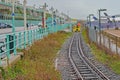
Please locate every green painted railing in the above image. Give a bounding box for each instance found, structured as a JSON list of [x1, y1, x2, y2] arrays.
[[0, 23, 73, 65]]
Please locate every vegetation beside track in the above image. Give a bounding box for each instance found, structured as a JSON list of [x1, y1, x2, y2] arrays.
[[1, 31, 72, 80], [82, 28, 120, 74]]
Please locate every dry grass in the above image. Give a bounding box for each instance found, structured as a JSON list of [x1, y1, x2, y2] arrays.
[[3, 31, 72, 80], [82, 28, 120, 74]]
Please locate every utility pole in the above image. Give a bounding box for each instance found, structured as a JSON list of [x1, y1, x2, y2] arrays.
[[23, 0, 27, 31]]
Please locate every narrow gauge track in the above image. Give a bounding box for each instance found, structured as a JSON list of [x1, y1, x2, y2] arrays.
[[68, 33, 110, 80]]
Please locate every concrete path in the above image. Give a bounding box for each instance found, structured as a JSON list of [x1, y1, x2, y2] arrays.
[[0, 26, 38, 35], [104, 29, 120, 37]]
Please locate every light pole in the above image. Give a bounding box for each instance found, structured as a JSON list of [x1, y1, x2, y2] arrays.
[[104, 12, 111, 29], [98, 9, 107, 45], [12, 0, 16, 55], [50, 7, 54, 27], [42, 3, 48, 28], [87, 16, 89, 27], [112, 16, 117, 29], [89, 14, 94, 27], [12, 0, 15, 33], [55, 9, 58, 25], [23, 0, 27, 31]]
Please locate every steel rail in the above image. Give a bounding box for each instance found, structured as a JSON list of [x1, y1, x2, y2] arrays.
[[78, 33, 110, 80], [68, 34, 83, 80]]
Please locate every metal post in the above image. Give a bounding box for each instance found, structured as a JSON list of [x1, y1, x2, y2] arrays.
[[50, 7, 54, 26], [50, 7, 54, 32], [98, 9, 107, 45], [12, 0, 17, 55], [12, 0, 15, 33], [24, 31, 26, 48], [44, 10, 46, 28], [42, 3, 48, 28], [6, 35, 10, 59], [87, 16, 89, 27], [23, 0, 28, 46], [19, 32, 21, 48], [52, 13, 53, 27], [98, 10, 101, 45], [53, 11, 56, 32], [23, 0, 27, 31], [89, 16, 91, 27], [89, 14, 94, 27], [116, 37, 118, 54]]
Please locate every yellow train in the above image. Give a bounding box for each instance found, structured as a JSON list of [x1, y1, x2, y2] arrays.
[[72, 23, 81, 32]]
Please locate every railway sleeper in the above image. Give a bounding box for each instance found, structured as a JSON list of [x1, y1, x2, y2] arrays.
[[83, 77, 99, 80], [82, 73, 97, 76], [72, 77, 81, 80], [80, 71, 92, 74], [77, 65, 88, 67], [79, 68, 91, 71], [69, 70, 76, 74], [78, 67, 90, 70]]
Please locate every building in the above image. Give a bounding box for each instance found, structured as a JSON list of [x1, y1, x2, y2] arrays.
[[0, 0, 20, 4]]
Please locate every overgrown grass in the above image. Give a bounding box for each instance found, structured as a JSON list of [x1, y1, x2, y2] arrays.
[[82, 28, 120, 74], [2, 31, 72, 80]]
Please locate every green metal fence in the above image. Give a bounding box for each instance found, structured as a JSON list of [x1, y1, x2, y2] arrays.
[[0, 23, 72, 65]]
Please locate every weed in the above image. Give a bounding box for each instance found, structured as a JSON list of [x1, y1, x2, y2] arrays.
[[4, 31, 72, 79], [82, 28, 120, 74], [16, 49, 24, 52], [0, 67, 5, 79]]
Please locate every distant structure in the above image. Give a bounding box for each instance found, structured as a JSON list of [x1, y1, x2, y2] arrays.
[[0, 0, 20, 5]]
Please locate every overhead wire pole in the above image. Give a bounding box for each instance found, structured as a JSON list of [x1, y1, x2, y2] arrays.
[[98, 9, 107, 45]]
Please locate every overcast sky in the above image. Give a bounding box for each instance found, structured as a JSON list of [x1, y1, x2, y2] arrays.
[[19, 0, 120, 20]]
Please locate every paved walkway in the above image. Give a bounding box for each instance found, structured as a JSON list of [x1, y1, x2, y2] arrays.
[[0, 26, 38, 35], [104, 29, 120, 37]]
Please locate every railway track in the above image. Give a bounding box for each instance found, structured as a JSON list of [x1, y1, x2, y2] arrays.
[[68, 33, 110, 80]]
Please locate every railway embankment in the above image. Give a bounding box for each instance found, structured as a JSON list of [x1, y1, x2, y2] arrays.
[[82, 28, 120, 74], [0, 31, 72, 80]]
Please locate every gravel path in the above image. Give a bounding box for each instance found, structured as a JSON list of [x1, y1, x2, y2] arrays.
[[57, 37, 73, 80]]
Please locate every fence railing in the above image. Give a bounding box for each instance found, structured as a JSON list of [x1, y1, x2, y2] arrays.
[[87, 26, 120, 55], [0, 23, 72, 64]]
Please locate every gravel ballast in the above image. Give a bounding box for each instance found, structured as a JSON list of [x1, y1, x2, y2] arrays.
[[57, 33, 120, 80]]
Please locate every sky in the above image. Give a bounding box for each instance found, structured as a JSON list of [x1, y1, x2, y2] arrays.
[[19, 0, 120, 20]]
